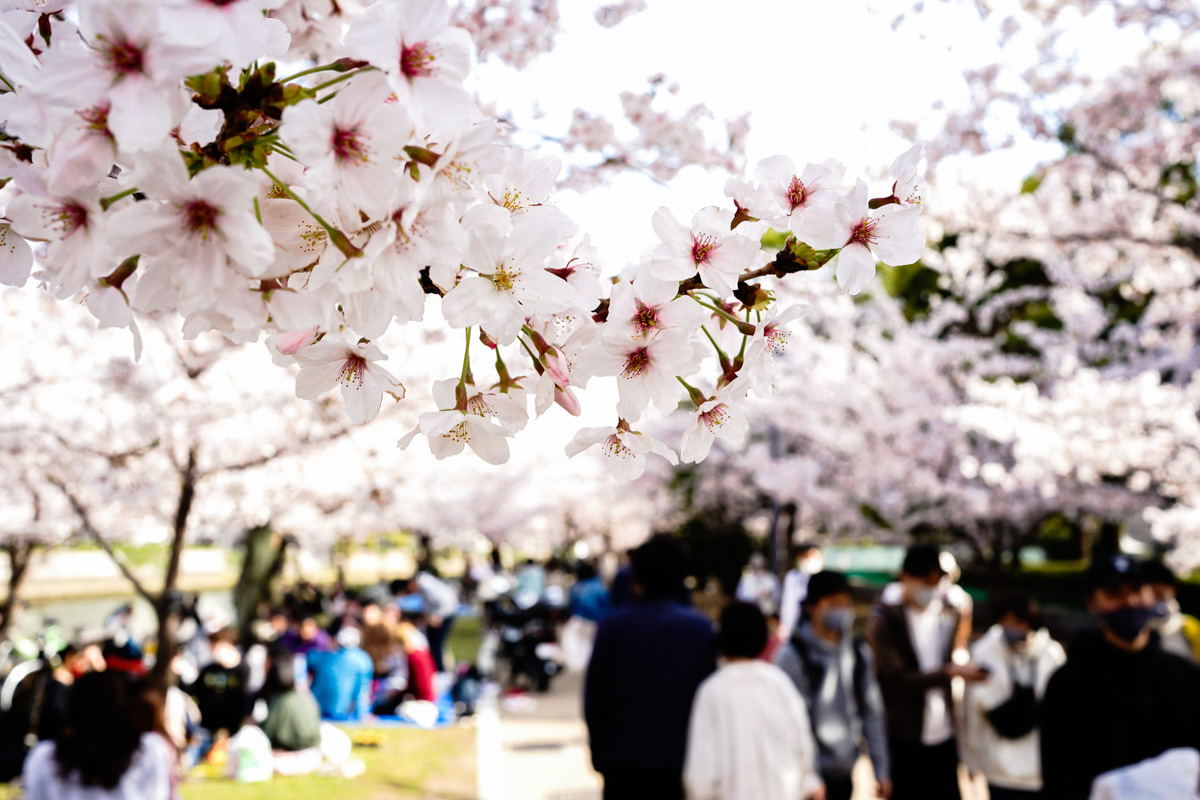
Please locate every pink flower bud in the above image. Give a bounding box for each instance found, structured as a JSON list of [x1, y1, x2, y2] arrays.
[[276, 326, 318, 355], [543, 349, 572, 387], [554, 386, 582, 416]]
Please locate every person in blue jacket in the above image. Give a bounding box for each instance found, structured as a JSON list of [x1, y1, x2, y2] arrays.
[[570, 561, 612, 623], [584, 534, 717, 800], [307, 626, 375, 721]]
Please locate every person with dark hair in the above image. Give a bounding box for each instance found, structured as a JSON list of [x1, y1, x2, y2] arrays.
[[775, 571, 890, 800], [585, 534, 716, 800], [684, 602, 820, 800], [962, 592, 1065, 799], [867, 544, 988, 800], [260, 648, 322, 753], [1143, 559, 1200, 663], [23, 671, 174, 799], [278, 616, 331, 657], [1040, 555, 1200, 800], [571, 561, 612, 624], [186, 626, 251, 740]]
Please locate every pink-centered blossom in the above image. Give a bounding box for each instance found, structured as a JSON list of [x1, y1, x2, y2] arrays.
[[565, 424, 678, 481], [650, 206, 759, 298], [805, 180, 925, 295], [344, 0, 477, 129], [754, 155, 845, 244], [680, 383, 749, 463], [582, 328, 698, 421], [293, 338, 404, 425]]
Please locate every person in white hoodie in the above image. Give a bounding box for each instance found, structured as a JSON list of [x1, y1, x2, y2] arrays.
[[963, 592, 1066, 800], [684, 601, 823, 800]]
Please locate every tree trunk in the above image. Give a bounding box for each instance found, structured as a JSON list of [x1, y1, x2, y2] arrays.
[[0, 541, 34, 641], [233, 525, 289, 645], [151, 448, 197, 686]]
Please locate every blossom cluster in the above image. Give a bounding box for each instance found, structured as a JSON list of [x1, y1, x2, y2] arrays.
[[0, 0, 927, 479]]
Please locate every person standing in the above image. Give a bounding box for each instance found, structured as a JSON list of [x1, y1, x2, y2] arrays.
[[736, 553, 781, 616], [776, 571, 891, 800], [962, 592, 1065, 800], [1143, 559, 1200, 663], [1040, 555, 1200, 800], [867, 544, 988, 800], [585, 534, 717, 800], [407, 570, 461, 674], [779, 543, 823, 641], [684, 602, 821, 800]]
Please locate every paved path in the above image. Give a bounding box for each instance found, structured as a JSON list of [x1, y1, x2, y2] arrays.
[[476, 669, 988, 800], [477, 670, 602, 800]]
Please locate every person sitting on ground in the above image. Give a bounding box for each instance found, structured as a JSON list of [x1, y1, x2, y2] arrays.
[[585, 534, 717, 800], [23, 671, 174, 800], [361, 600, 403, 680], [260, 648, 322, 753], [962, 592, 1065, 800], [36, 641, 107, 743], [307, 625, 375, 721], [775, 571, 891, 800], [396, 597, 437, 703], [187, 626, 251, 739], [278, 616, 331, 657], [1143, 559, 1200, 663], [685, 601, 821, 800], [1040, 554, 1200, 800]]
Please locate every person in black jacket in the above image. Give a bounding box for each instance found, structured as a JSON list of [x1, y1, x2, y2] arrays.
[[584, 534, 716, 800], [1040, 554, 1200, 800]]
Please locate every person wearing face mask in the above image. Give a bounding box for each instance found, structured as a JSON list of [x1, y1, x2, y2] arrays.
[[1142, 559, 1200, 663], [776, 571, 891, 800], [779, 543, 823, 641], [961, 592, 1065, 799], [1040, 555, 1200, 800], [867, 544, 989, 800]]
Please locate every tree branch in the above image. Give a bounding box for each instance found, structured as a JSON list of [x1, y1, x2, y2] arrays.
[[47, 477, 156, 605]]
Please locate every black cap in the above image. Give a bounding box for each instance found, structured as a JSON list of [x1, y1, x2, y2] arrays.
[[901, 544, 945, 579], [1139, 560, 1177, 588], [1085, 554, 1144, 593]]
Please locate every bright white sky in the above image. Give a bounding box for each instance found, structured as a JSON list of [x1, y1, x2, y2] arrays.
[[470, 0, 1145, 269]]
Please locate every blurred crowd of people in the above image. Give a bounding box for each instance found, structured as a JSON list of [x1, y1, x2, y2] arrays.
[[0, 566, 484, 799], [585, 537, 1200, 800]]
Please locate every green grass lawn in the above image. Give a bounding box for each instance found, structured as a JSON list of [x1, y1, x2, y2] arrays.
[[447, 615, 482, 666], [181, 725, 476, 800]]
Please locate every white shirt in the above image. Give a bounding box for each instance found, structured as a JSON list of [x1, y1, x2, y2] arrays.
[[684, 660, 821, 800], [962, 626, 1066, 791], [736, 571, 780, 615], [778, 570, 812, 640], [23, 733, 174, 800], [906, 599, 953, 746]]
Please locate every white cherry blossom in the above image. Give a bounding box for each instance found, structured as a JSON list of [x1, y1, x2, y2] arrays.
[[293, 338, 404, 424], [566, 424, 678, 481], [650, 206, 759, 297], [806, 180, 925, 295]]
